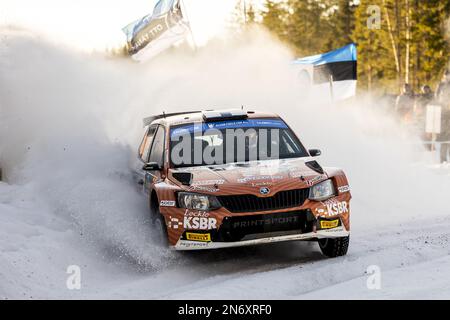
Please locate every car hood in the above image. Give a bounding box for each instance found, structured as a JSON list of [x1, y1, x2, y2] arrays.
[[169, 157, 328, 194]]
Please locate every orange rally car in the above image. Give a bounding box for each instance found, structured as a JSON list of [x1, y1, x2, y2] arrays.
[[134, 109, 351, 257]]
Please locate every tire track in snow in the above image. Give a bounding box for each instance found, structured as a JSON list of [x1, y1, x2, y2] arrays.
[[144, 216, 450, 299]]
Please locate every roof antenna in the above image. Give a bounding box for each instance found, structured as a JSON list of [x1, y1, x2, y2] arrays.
[[241, 105, 244, 110], [163, 111, 166, 118]]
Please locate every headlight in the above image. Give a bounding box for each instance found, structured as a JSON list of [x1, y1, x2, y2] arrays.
[[177, 192, 221, 211], [309, 179, 336, 201]]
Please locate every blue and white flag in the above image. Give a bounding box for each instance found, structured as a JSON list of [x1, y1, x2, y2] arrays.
[[292, 44, 357, 101], [122, 0, 190, 62]]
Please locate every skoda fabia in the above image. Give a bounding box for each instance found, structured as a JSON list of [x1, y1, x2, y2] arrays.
[[134, 109, 351, 257]]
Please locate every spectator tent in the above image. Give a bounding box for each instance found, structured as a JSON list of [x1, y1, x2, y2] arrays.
[[292, 43, 357, 102]]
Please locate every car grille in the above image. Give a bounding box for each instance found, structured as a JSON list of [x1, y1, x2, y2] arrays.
[[215, 210, 315, 242], [217, 188, 310, 213]]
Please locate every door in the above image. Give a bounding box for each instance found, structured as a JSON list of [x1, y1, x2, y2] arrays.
[[135, 124, 157, 191], [141, 124, 166, 194]]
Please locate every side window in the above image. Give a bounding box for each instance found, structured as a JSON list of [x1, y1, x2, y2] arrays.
[[140, 125, 157, 162], [148, 125, 165, 167], [280, 130, 303, 155]]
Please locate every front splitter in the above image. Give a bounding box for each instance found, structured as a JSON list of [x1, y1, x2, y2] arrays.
[[174, 226, 350, 250]]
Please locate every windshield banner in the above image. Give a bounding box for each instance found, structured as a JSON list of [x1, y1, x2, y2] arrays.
[[170, 119, 288, 138]]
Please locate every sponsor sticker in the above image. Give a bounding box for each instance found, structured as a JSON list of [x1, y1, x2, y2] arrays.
[[232, 216, 299, 228], [167, 211, 217, 230], [315, 200, 349, 217], [237, 175, 283, 183], [184, 210, 210, 218], [305, 175, 326, 186], [190, 179, 224, 186], [320, 219, 340, 229], [167, 216, 183, 229], [289, 171, 304, 179], [170, 119, 288, 138], [315, 208, 326, 215], [187, 185, 219, 193], [178, 241, 208, 248], [323, 200, 349, 216], [338, 185, 350, 193], [186, 232, 211, 242], [250, 181, 273, 187], [160, 200, 176, 207], [184, 216, 217, 230]]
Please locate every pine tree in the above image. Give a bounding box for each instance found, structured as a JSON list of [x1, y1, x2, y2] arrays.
[[352, 0, 394, 92], [329, 0, 357, 48], [411, 0, 449, 90], [261, 0, 289, 41], [286, 0, 334, 55]]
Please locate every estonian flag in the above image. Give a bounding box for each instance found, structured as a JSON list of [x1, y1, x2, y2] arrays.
[[292, 43, 357, 102]]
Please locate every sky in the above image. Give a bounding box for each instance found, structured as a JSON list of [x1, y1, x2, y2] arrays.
[[0, 0, 250, 51]]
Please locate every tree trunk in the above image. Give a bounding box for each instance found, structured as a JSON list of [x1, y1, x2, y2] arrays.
[[413, 0, 420, 91], [405, 0, 411, 85], [382, 0, 401, 90]]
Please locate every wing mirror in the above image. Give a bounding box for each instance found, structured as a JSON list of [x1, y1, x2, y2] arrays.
[[142, 162, 161, 171], [309, 149, 322, 157]]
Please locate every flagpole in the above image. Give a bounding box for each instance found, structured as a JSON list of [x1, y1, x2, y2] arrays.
[[180, 0, 198, 50]]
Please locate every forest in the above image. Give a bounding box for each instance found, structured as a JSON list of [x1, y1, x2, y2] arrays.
[[244, 0, 450, 94]]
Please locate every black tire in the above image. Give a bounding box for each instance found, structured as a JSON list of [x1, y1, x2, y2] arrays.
[[150, 206, 169, 247], [318, 236, 349, 258]]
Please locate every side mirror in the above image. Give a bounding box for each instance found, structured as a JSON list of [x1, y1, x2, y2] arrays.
[[309, 149, 322, 157], [142, 162, 161, 171]]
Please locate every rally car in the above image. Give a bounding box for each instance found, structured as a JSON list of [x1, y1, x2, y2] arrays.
[[134, 109, 351, 257]]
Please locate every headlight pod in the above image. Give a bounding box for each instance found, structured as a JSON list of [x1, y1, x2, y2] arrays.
[[177, 192, 221, 211], [309, 179, 336, 201]]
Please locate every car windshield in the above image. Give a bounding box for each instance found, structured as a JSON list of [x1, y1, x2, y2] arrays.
[[169, 118, 308, 168]]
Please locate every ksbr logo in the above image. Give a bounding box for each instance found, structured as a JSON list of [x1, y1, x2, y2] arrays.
[[167, 216, 217, 230], [324, 200, 348, 216], [184, 216, 217, 230]]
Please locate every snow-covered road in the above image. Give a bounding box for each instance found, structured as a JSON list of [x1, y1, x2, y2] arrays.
[[1, 179, 449, 300]]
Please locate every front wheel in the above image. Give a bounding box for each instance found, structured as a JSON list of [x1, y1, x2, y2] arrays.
[[318, 236, 349, 258], [150, 208, 169, 247]]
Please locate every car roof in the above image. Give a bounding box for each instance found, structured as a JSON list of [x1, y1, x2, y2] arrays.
[[144, 109, 281, 127]]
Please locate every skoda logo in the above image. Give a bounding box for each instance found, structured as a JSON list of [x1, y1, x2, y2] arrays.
[[260, 187, 270, 195]]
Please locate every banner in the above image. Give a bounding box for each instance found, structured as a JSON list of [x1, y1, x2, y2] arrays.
[[122, 0, 190, 62], [292, 43, 357, 101]]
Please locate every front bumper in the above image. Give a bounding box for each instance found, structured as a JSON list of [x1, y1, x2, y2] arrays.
[[174, 225, 349, 250], [161, 189, 351, 250]]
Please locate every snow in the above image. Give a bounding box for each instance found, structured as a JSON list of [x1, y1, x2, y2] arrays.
[[1, 28, 450, 299]]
